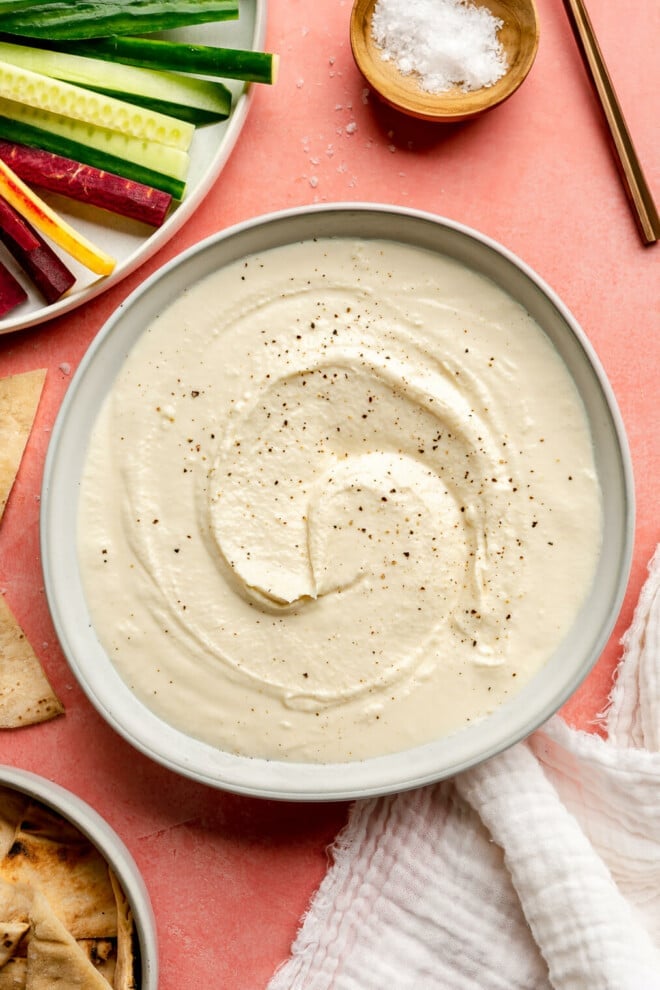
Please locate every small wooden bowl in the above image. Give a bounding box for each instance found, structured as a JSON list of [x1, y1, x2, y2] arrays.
[[350, 0, 540, 122]]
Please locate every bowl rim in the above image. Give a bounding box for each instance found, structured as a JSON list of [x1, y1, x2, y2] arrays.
[[41, 202, 635, 802], [0, 763, 158, 988]]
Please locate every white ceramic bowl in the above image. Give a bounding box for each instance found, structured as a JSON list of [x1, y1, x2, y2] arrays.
[[41, 204, 634, 801], [0, 764, 157, 988]]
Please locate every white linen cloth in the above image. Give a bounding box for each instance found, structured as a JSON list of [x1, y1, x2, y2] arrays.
[[268, 547, 660, 990]]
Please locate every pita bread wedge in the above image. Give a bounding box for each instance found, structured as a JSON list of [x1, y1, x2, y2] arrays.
[[27, 890, 113, 990], [0, 792, 27, 859], [78, 939, 117, 987], [109, 871, 137, 990], [11, 799, 80, 846], [0, 956, 26, 988], [0, 879, 31, 927], [0, 921, 29, 968], [0, 805, 117, 939], [0, 789, 139, 989], [0, 597, 64, 728], [0, 370, 46, 523], [0, 879, 31, 981]]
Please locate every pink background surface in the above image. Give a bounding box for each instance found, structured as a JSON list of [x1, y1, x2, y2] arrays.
[[0, 1, 658, 986]]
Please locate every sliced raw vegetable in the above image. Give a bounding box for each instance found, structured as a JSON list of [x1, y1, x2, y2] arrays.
[[0, 59, 195, 149], [56, 37, 279, 85], [0, 0, 239, 41], [0, 141, 173, 227], [0, 99, 189, 197], [0, 1, 46, 12], [0, 194, 75, 302], [0, 40, 232, 125], [0, 157, 115, 275], [84, 89, 228, 125], [0, 192, 39, 250], [0, 258, 27, 315]]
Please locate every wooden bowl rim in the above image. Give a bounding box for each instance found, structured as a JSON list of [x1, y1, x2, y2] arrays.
[[350, 0, 541, 122]]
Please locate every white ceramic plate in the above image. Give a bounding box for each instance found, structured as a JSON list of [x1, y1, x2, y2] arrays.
[[0, 764, 157, 988], [41, 204, 634, 801], [0, 0, 266, 335]]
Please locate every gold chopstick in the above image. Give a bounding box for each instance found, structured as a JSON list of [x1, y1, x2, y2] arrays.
[[562, 0, 659, 246]]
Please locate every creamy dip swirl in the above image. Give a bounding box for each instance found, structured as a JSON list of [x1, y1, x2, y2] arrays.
[[78, 238, 602, 762]]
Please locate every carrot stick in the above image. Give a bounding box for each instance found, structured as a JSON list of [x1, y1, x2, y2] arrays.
[[0, 141, 173, 228], [0, 194, 75, 303], [0, 258, 27, 316], [0, 157, 115, 276], [0, 193, 39, 251]]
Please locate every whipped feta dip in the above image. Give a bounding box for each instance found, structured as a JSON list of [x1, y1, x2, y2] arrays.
[[77, 238, 602, 762]]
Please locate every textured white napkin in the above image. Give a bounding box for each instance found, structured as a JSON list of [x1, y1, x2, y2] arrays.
[[268, 547, 660, 990]]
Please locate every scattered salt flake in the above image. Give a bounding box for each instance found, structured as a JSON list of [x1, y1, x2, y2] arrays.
[[346, 121, 357, 134], [310, 156, 320, 165], [361, 88, 370, 104], [329, 56, 336, 65], [335, 103, 344, 111], [296, 78, 304, 88], [326, 144, 335, 157], [388, 144, 397, 153], [371, 0, 508, 93], [59, 362, 71, 375], [309, 176, 319, 188]]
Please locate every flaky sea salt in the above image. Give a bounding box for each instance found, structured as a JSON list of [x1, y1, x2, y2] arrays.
[[371, 0, 508, 93]]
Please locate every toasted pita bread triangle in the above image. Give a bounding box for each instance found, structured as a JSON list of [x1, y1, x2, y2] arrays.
[[78, 939, 117, 987], [0, 956, 26, 988], [0, 799, 138, 989], [27, 890, 112, 990], [0, 790, 28, 859], [0, 370, 46, 523], [0, 807, 116, 940], [109, 870, 137, 990], [0, 920, 29, 967], [0, 596, 63, 728], [0, 877, 31, 922], [0, 878, 32, 978]]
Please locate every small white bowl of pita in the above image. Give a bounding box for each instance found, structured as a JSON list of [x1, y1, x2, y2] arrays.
[[0, 764, 157, 989]]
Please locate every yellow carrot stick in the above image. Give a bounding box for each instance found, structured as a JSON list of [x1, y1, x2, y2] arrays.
[[0, 156, 115, 276]]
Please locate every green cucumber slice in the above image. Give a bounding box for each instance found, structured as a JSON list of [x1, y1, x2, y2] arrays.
[[0, 58, 195, 149], [0, 40, 232, 124], [0, 0, 239, 41], [0, 100, 188, 197], [60, 36, 279, 85]]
